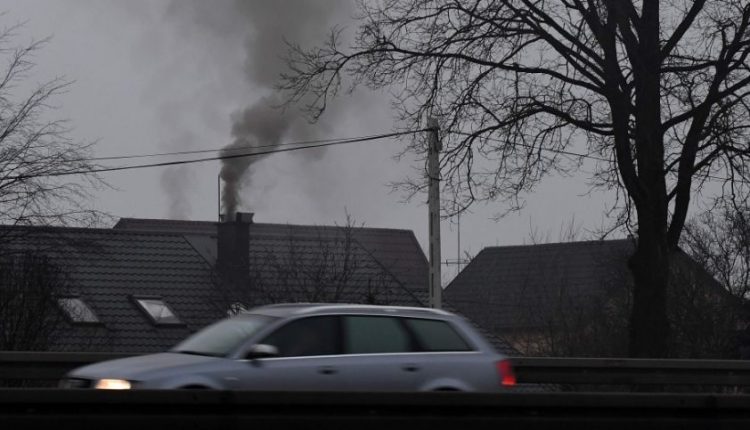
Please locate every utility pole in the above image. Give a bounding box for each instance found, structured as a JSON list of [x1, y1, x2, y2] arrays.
[[427, 117, 442, 309]]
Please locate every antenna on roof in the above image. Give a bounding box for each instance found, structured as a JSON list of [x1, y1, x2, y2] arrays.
[[457, 210, 461, 272], [217, 174, 222, 222]]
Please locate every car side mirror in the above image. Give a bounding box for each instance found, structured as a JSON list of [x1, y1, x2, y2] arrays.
[[244, 343, 279, 360]]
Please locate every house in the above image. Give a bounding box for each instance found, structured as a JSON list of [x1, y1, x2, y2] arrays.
[[444, 239, 744, 358], [0, 213, 429, 353]]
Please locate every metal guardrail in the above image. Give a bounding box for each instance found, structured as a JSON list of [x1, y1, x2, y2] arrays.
[[2, 351, 750, 388], [513, 357, 750, 386], [0, 351, 132, 381], [2, 353, 750, 427]]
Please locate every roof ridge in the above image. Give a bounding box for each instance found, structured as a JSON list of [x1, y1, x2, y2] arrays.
[[252, 222, 415, 233], [116, 217, 214, 223], [481, 238, 633, 250], [0, 224, 187, 236], [115, 217, 417, 234]]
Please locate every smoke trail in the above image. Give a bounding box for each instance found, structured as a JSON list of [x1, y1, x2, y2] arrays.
[[164, 0, 354, 218], [220, 94, 291, 218], [161, 165, 194, 219]]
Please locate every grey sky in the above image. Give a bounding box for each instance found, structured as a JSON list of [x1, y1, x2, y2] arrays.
[[3, 0, 618, 283]]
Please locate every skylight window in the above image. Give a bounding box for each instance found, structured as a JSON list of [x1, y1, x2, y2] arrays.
[[134, 297, 181, 325], [58, 297, 100, 324], [227, 302, 248, 316]]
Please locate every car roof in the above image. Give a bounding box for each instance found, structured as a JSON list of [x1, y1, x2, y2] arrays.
[[242, 303, 454, 319]]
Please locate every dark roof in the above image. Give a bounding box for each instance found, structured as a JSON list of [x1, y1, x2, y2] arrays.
[[0, 218, 431, 353], [0, 225, 219, 353], [115, 218, 520, 356], [444, 239, 635, 337], [0, 218, 524, 356], [444, 238, 732, 347], [439, 301, 521, 356], [115, 218, 429, 304], [113, 218, 217, 234]]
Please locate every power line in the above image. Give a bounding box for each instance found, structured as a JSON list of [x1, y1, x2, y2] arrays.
[[10, 129, 431, 180], [9, 125, 747, 185], [83, 129, 601, 165], [82, 128, 719, 174], [454, 130, 746, 184], [80, 133, 401, 162], [453, 130, 610, 163]]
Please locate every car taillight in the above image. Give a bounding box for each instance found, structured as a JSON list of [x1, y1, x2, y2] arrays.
[[496, 359, 516, 387]]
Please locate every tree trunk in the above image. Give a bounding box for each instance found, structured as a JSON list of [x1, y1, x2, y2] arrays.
[[627, 2, 670, 358], [628, 216, 671, 357]]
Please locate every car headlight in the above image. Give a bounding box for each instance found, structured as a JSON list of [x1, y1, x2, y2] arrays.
[[94, 379, 132, 390]]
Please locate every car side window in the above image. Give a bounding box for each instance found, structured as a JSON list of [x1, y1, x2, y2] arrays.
[[260, 316, 340, 357], [404, 318, 472, 352], [344, 316, 412, 354]]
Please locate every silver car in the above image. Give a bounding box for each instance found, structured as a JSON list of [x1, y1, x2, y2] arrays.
[[61, 303, 516, 392]]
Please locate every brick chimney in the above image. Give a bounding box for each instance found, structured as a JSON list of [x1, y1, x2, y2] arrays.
[[217, 212, 253, 301]]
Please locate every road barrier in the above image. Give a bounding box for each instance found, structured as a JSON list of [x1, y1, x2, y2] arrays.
[[3, 351, 750, 390], [2, 352, 750, 427], [0, 351, 131, 386], [513, 357, 750, 387]]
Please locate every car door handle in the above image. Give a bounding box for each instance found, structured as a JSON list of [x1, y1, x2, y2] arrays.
[[402, 364, 420, 372], [318, 366, 338, 375]]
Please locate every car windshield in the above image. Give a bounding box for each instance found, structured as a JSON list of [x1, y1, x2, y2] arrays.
[[172, 314, 276, 357]]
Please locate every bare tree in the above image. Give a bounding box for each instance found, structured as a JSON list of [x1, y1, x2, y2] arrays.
[[283, 1, 750, 357], [509, 240, 631, 358], [667, 256, 740, 359], [511, 240, 738, 359], [0, 251, 70, 351], [252, 230, 396, 305], [213, 218, 414, 314], [680, 200, 750, 358], [0, 21, 107, 230], [682, 200, 750, 299]]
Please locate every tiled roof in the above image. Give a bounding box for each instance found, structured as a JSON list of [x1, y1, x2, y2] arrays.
[[0, 219, 431, 353], [234, 225, 422, 307], [0, 226, 219, 353], [113, 218, 217, 234], [443, 238, 734, 353], [441, 303, 521, 356], [444, 239, 636, 338], [115, 218, 429, 304], [0, 218, 524, 356]]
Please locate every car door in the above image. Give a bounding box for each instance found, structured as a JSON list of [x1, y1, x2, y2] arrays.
[[231, 315, 353, 391], [339, 315, 419, 391], [401, 317, 492, 391]]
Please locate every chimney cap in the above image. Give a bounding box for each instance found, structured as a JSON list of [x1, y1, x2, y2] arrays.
[[219, 211, 254, 223], [235, 212, 254, 223]]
